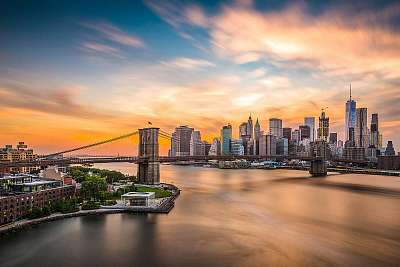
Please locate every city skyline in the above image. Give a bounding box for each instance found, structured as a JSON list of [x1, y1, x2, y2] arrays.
[[1, 0, 400, 154]]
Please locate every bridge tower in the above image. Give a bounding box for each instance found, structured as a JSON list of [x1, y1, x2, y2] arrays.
[[137, 128, 160, 184], [309, 140, 328, 177]]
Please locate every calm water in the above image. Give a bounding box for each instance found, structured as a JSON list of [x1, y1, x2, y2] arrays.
[[1, 164, 400, 267]]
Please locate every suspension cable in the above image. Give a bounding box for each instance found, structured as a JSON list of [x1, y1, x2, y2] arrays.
[[40, 131, 139, 159]]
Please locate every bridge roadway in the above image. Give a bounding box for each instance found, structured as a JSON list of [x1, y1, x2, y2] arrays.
[[0, 155, 370, 168]]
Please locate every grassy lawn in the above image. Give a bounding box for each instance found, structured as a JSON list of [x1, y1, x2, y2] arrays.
[[136, 186, 172, 198]]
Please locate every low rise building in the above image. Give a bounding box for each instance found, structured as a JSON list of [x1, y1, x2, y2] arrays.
[[343, 147, 365, 161], [377, 155, 400, 170], [0, 185, 75, 225], [0, 142, 39, 174], [121, 192, 155, 206]]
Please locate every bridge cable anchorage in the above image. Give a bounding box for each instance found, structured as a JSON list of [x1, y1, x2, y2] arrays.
[[39, 130, 139, 159]]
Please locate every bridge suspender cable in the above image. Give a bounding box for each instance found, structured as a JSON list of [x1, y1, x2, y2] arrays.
[[158, 131, 207, 146], [40, 131, 139, 159]]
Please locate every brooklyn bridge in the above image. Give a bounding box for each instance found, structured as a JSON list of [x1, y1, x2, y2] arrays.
[[0, 128, 370, 183]]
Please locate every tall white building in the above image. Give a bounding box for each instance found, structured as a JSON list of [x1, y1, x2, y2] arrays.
[[345, 85, 356, 142], [304, 117, 315, 142]]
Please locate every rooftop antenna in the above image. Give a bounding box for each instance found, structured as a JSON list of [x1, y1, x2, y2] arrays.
[[350, 83, 352, 101]]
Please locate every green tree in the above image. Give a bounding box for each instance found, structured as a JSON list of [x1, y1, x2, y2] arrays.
[[81, 174, 108, 201]]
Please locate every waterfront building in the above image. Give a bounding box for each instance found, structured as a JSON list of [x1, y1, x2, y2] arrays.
[[345, 84, 356, 142], [343, 147, 365, 161], [121, 192, 155, 207], [169, 132, 177, 156], [283, 128, 292, 142], [317, 109, 329, 141], [370, 113, 380, 148], [355, 108, 369, 148], [204, 142, 211, 156], [299, 125, 311, 141], [208, 138, 221, 156], [259, 134, 276, 156], [378, 155, 400, 170], [276, 138, 288, 156], [230, 139, 244, 156], [0, 177, 75, 225], [385, 141, 396, 156], [190, 130, 202, 156], [0, 142, 39, 174], [171, 126, 194, 157], [365, 146, 378, 161], [304, 117, 316, 141], [269, 118, 283, 138], [221, 124, 232, 155]]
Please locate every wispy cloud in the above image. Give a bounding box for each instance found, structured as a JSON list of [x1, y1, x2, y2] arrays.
[[81, 22, 145, 48], [0, 82, 115, 120], [160, 57, 215, 70], [209, 3, 400, 78], [81, 41, 123, 58]]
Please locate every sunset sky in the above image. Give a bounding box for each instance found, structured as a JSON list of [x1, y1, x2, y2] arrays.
[[1, 0, 400, 155]]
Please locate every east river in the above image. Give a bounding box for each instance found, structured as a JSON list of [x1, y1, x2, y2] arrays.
[[1, 164, 400, 267]]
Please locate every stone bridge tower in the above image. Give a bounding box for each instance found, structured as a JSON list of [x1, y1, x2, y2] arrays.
[[309, 140, 328, 177], [137, 128, 160, 184]]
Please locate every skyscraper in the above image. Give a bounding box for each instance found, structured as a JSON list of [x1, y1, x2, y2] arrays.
[[208, 138, 221, 156], [345, 84, 356, 141], [253, 118, 261, 155], [230, 139, 244, 156], [172, 126, 194, 156], [269, 118, 283, 138], [317, 109, 329, 141], [329, 132, 338, 144], [254, 118, 261, 140], [304, 117, 315, 141], [190, 130, 201, 156], [292, 129, 300, 144], [299, 125, 311, 141], [247, 114, 253, 139], [355, 108, 368, 148], [259, 134, 276, 156], [370, 113, 379, 148], [239, 122, 247, 137], [221, 124, 232, 155], [283, 128, 292, 142]]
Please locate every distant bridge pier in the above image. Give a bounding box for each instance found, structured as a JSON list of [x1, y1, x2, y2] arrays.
[[137, 128, 160, 184], [309, 158, 327, 177], [309, 140, 328, 177]]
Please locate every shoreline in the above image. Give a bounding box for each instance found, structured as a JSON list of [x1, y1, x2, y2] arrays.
[[0, 183, 180, 238], [173, 163, 400, 177]]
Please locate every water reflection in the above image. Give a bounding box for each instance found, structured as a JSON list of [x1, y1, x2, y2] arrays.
[[1, 165, 400, 267]]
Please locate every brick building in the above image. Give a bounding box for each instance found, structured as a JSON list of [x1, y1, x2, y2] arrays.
[[0, 185, 75, 225]]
